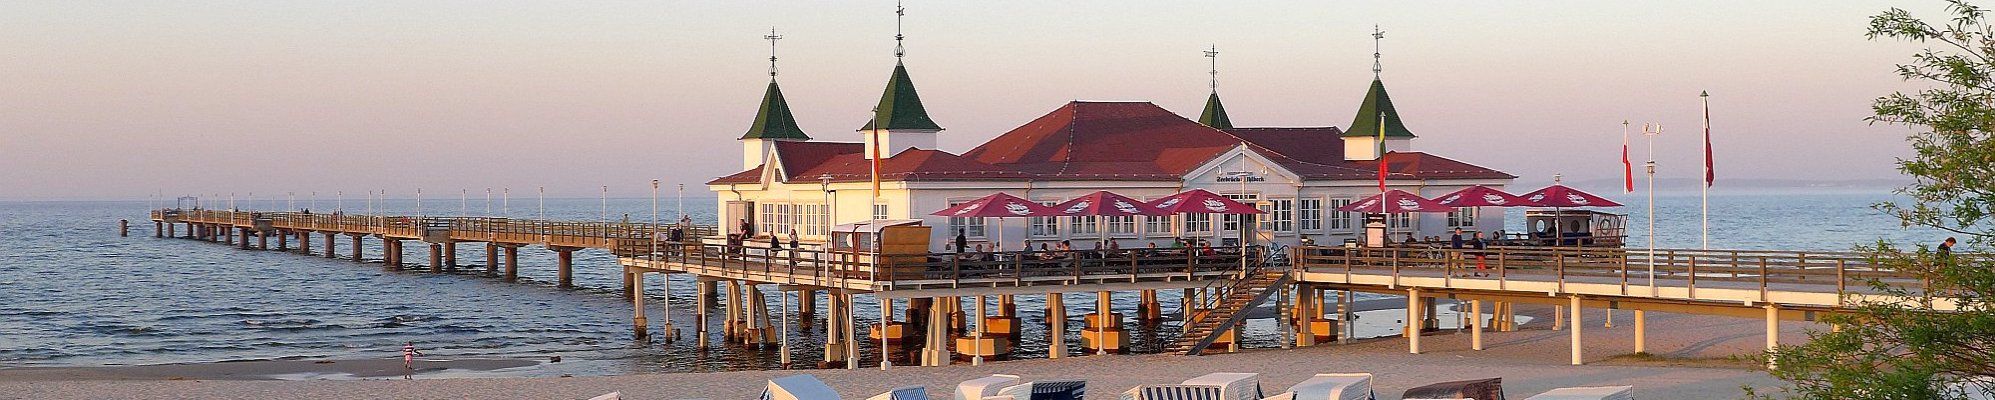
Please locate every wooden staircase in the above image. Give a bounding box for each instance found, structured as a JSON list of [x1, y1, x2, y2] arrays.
[[1167, 268, 1292, 355]]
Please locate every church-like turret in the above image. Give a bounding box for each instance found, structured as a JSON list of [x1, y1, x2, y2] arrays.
[[740, 29, 810, 170]]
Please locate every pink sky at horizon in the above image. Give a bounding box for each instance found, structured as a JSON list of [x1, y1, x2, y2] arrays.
[[0, 1, 1944, 200]]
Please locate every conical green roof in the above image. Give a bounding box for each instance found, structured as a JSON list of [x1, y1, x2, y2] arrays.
[[868, 62, 942, 131], [1198, 92, 1233, 129], [740, 79, 811, 141], [1343, 78, 1416, 138]]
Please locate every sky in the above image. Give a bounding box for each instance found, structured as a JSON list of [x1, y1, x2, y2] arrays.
[[0, 1, 1949, 200]]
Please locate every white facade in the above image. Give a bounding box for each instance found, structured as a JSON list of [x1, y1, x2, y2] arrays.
[[712, 144, 1508, 253]]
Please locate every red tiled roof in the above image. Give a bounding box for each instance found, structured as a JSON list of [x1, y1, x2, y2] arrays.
[[962, 102, 1239, 180], [713, 101, 1512, 185]]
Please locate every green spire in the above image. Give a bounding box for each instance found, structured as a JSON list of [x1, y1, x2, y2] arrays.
[[1344, 78, 1416, 138], [740, 79, 811, 141], [869, 62, 942, 131], [1198, 92, 1233, 129]]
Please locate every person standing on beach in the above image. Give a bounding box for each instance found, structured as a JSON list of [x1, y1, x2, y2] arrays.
[[402, 342, 423, 371]]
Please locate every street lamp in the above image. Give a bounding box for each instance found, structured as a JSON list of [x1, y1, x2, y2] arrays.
[[1643, 123, 1662, 296], [820, 174, 834, 240]]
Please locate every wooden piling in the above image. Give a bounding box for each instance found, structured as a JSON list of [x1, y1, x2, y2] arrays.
[[1047, 292, 1065, 359], [119, 219, 129, 237], [555, 247, 575, 288]]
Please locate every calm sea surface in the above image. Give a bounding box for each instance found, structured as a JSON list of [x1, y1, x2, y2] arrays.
[[0, 191, 1944, 376]]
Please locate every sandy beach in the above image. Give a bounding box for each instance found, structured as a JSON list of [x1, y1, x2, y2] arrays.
[[0, 304, 1805, 399]]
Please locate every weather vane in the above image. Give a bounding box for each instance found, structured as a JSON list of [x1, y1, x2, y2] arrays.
[[764, 28, 782, 78], [1205, 45, 1219, 93], [1372, 25, 1386, 78], [894, 0, 906, 60]]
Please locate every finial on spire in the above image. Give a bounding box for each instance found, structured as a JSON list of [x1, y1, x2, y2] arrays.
[[1371, 25, 1386, 78], [1204, 44, 1219, 94], [764, 27, 783, 78], [894, 0, 906, 60]]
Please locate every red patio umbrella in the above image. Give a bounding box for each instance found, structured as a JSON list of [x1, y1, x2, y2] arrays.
[[1518, 184, 1623, 246], [1148, 189, 1265, 215], [1337, 189, 1451, 214], [1050, 191, 1169, 217], [1519, 185, 1624, 208], [1434, 185, 1538, 207], [930, 192, 1057, 252]]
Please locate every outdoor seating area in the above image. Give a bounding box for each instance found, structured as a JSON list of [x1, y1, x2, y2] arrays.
[[735, 372, 1638, 400]]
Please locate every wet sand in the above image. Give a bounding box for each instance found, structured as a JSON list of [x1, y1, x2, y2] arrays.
[[0, 305, 1805, 399]]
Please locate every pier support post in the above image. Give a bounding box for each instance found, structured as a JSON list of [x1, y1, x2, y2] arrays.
[[277, 230, 288, 251], [631, 270, 649, 340], [554, 247, 576, 288], [167, 222, 176, 238], [1423, 295, 1439, 332], [442, 241, 457, 271], [823, 290, 848, 367], [427, 243, 442, 272], [258, 230, 269, 250], [1092, 291, 1112, 356], [155, 221, 164, 238], [1407, 288, 1422, 354], [972, 294, 988, 365], [1471, 299, 1484, 350], [323, 232, 336, 258], [695, 277, 713, 349], [485, 243, 498, 276], [1138, 289, 1161, 325], [1339, 290, 1355, 345], [798, 289, 817, 324], [238, 228, 252, 250], [298, 230, 310, 255], [1554, 305, 1566, 331], [502, 245, 519, 281], [779, 288, 792, 368], [350, 234, 363, 262], [922, 297, 947, 366], [382, 239, 398, 268], [1765, 304, 1780, 370], [1047, 293, 1066, 359], [1296, 285, 1316, 347], [879, 295, 892, 371], [723, 281, 741, 342], [1569, 295, 1584, 365], [1634, 309, 1646, 354]]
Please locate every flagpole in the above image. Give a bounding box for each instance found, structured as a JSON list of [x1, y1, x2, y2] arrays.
[[1700, 91, 1712, 250]]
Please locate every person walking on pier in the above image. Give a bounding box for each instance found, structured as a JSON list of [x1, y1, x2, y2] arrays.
[[401, 342, 424, 373], [788, 229, 800, 250], [1471, 231, 1489, 277], [955, 229, 968, 254], [1938, 237, 1956, 267]]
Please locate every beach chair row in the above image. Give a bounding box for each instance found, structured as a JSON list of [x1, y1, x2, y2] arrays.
[[750, 371, 1633, 400]]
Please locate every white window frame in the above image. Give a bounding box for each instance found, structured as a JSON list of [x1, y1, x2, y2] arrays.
[[1299, 197, 1323, 233], [1184, 213, 1212, 234], [1106, 215, 1137, 237], [872, 204, 888, 221], [1030, 200, 1061, 238], [1328, 198, 1355, 232], [1447, 207, 1478, 228], [1268, 198, 1295, 234], [945, 199, 988, 239], [1071, 215, 1100, 236], [1221, 194, 1258, 232]]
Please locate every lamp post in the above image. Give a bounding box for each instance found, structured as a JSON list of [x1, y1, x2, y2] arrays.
[[485, 187, 492, 216], [538, 186, 546, 221], [821, 175, 834, 235], [1643, 123, 1662, 296]]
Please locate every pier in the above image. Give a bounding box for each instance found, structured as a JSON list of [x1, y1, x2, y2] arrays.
[[146, 208, 1955, 370]]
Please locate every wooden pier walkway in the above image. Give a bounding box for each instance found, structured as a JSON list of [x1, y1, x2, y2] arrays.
[[145, 207, 1953, 369]]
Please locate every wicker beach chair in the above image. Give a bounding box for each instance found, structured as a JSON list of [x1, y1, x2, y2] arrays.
[[761, 374, 841, 400], [1279, 373, 1375, 400], [1520, 386, 1631, 400], [957, 374, 1024, 400]]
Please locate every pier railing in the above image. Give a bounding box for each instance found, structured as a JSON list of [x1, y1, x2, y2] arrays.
[[151, 208, 719, 246], [1291, 245, 1953, 310], [621, 243, 1260, 292]]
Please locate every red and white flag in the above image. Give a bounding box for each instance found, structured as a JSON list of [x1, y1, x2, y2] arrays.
[[1703, 92, 1715, 187], [1622, 124, 1634, 193]]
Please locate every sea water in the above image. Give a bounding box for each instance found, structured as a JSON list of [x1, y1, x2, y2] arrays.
[[0, 191, 1944, 376]]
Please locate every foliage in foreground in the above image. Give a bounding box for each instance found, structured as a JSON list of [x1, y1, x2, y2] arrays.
[[1752, 1, 1995, 398]]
